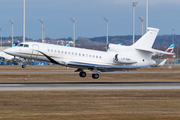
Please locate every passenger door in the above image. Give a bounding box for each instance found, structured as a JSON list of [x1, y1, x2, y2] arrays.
[[31, 44, 39, 60]]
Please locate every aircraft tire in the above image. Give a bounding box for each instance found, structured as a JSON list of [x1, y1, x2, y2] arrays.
[[79, 71, 86, 78], [22, 65, 26, 68], [92, 74, 99, 79]]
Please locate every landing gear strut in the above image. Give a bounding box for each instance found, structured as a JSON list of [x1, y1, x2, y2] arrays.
[[22, 58, 26, 68]]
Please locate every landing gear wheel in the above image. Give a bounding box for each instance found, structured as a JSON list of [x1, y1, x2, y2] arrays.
[[92, 74, 99, 79], [22, 65, 26, 68], [79, 71, 86, 78]]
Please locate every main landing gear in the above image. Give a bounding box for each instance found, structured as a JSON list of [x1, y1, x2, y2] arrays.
[[92, 73, 99, 79], [77, 68, 99, 79], [79, 71, 99, 79], [79, 71, 86, 78]]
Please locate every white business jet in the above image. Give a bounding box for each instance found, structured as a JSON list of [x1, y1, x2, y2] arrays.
[[4, 27, 173, 79]]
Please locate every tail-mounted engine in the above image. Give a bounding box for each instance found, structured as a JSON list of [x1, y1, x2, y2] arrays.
[[114, 54, 137, 64]]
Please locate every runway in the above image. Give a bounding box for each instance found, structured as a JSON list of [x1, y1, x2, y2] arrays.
[[1, 82, 180, 91], [0, 71, 180, 74]]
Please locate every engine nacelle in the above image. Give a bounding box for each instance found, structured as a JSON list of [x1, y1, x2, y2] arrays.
[[114, 54, 137, 64]]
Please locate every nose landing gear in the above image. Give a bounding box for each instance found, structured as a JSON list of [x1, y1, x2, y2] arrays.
[[22, 65, 26, 68]]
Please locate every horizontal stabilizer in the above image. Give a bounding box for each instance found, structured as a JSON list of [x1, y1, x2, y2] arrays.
[[136, 48, 175, 55], [152, 49, 175, 55]]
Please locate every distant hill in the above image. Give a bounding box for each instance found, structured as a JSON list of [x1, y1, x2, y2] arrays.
[[89, 35, 180, 47], [1, 35, 179, 48]]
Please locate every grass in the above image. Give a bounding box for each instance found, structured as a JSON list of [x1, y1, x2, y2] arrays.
[[0, 66, 180, 119], [0, 90, 180, 120], [0, 65, 180, 83]]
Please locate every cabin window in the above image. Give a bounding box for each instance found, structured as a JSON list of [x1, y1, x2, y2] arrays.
[[75, 53, 77, 56], [65, 51, 67, 54], [72, 52, 74, 55], [51, 49, 53, 52], [82, 54, 85, 57], [17, 44, 23, 47], [24, 44, 29, 47], [79, 53, 81, 56], [54, 50, 57, 53], [96, 56, 98, 59], [58, 50, 60, 53], [86, 54, 88, 57], [89, 55, 91, 57], [48, 49, 50, 52], [61, 51, 63, 54], [93, 55, 95, 58], [99, 56, 102, 59], [68, 52, 70, 55]]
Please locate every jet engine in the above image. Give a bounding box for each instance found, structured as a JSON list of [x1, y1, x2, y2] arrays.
[[114, 54, 137, 64]]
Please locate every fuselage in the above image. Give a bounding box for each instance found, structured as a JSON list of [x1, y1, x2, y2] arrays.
[[4, 42, 156, 67]]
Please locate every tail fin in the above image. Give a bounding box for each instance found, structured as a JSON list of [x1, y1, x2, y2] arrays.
[[132, 27, 159, 49], [166, 44, 175, 53]]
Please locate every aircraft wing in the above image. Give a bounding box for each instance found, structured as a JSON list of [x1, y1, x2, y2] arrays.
[[68, 61, 150, 69], [154, 59, 167, 67]]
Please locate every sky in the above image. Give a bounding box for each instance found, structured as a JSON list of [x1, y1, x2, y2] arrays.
[[0, 0, 180, 40]]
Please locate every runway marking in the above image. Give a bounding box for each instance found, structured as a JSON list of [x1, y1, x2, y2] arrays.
[[1, 82, 180, 91]]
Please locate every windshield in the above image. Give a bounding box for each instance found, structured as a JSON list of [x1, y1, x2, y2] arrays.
[[17, 44, 23, 47]]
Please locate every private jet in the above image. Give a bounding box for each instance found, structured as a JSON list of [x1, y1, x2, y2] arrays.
[[4, 27, 173, 79]]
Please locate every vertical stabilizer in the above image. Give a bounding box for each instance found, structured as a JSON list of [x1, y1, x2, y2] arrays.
[[133, 27, 159, 49]]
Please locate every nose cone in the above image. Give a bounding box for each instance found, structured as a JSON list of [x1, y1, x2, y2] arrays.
[[4, 48, 14, 55]]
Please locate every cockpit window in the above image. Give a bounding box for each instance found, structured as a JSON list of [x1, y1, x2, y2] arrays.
[[24, 44, 29, 47], [17, 44, 24, 47]]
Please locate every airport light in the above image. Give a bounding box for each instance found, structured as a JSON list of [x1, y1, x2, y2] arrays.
[[43, 28, 45, 42], [138, 17, 143, 37], [23, 0, 25, 42], [146, 0, 148, 33], [70, 18, 75, 47], [172, 29, 174, 44], [177, 40, 179, 60], [132, 1, 138, 44], [0, 28, 2, 47], [103, 17, 109, 50], [9, 20, 14, 47], [39, 19, 44, 43]]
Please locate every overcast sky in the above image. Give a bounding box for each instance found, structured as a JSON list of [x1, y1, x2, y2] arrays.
[[0, 0, 180, 40]]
